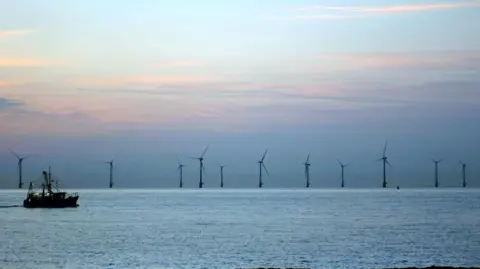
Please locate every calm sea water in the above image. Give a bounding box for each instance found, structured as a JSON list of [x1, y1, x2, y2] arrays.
[[1, 189, 479, 269]]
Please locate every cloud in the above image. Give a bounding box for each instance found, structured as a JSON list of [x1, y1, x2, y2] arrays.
[[0, 97, 23, 110], [0, 96, 106, 136], [287, 14, 360, 20], [0, 81, 17, 87], [0, 57, 62, 68], [299, 1, 480, 13], [151, 61, 207, 69], [71, 75, 223, 87], [294, 1, 480, 20], [0, 29, 34, 38], [315, 51, 480, 71], [2, 77, 479, 137]]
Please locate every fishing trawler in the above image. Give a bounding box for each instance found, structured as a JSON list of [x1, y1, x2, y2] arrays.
[[23, 170, 79, 208]]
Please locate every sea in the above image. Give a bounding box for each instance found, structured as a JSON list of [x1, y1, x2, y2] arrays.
[[1, 189, 479, 269]]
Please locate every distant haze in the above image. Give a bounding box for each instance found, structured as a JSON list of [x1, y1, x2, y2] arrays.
[[0, 1, 479, 188]]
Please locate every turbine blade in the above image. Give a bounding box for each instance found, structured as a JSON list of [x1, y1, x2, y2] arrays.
[[200, 146, 209, 158], [261, 149, 268, 162], [176, 157, 181, 165], [386, 160, 394, 169], [306, 154, 310, 163], [262, 163, 270, 176], [202, 165, 206, 175], [383, 140, 388, 157], [337, 159, 343, 166], [8, 148, 20, 159]]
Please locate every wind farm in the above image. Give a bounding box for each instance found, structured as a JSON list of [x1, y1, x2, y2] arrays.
[[1, 143, 476, 189]]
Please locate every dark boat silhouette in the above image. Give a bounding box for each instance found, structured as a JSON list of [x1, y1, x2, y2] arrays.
[[23, 171, 79, 208]]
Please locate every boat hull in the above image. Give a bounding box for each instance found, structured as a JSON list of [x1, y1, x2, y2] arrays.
[[23, 196, 79, 208]]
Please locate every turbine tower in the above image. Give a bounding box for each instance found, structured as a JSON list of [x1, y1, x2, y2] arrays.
[[192, 147, 208, 189], [104, 159, 114, 188], [377, 141, 392, 188], [337, 159, 348, 188], [304, 154, 311, 188], [460, 161, 467, 188], [177, 158, 185, 188], [257, 149, 269, 188], [9, 149, 36, 189], [432, 159, 442, 188], [220, 165, 227, 188]]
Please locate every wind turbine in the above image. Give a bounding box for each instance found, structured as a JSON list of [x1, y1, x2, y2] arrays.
[[304, 154, 311, 188], [337, 159, 348, 188], [104, 159, 114, 188], [9, 148, 37, 189], [432, 159, 442, 188], [377, 141, 392, 188], [192, 146, 208, 189], [459, 161, 467, 188], [220, 165, 227, 188], [177, 158, 186, 188], [257, 149, 269, 188]]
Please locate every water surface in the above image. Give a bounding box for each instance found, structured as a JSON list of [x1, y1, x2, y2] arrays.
[[1, 189, 479, 269]]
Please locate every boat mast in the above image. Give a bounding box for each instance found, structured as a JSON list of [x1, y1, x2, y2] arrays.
[[42, 171, 53, 194]]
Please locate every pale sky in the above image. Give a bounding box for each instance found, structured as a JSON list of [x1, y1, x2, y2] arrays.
[[0, 0, 479, 188]]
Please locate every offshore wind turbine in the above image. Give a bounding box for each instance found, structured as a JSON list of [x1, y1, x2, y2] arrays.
[[176, 158, 186, 188], [220, 165, 227, 188], [104, 159, 114, 188], [432, 159, 442, 188], [377, 141, 392, 188], [192, 146, 208, 188], [459, 161, 467, 188], [337, 159, 348, 188], [257, 149, 269, 188], [9, 148, 37, 189], [304, 154, 311, 188]]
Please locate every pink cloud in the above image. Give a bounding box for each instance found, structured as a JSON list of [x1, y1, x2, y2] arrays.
[[152, 61, 207, 69], [299, 1, 480, 13], [0, 29, 34, 38], [71, 75, 222, 87], [316, 51, 480, 70], [0, 57, 62, 67], [288, 14, 360, 20], [0, 81, 16, 87]]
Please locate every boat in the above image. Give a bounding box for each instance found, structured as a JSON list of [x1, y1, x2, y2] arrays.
[[23, 170, 79, 208]]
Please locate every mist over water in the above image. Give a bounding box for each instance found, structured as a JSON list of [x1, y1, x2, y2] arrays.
[[1, 189, 479, 269]]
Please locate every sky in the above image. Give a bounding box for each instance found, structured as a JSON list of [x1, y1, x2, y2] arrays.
[[0, 0, 479, 189]]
